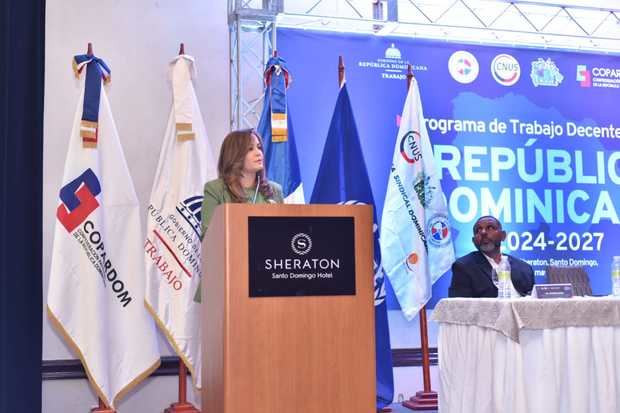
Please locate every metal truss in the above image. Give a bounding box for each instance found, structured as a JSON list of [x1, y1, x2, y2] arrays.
[[229, 0, 281, 130], [229, 0, 620, 130]]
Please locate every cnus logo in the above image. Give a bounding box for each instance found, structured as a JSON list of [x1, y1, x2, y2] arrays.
[[400, 131, 422, 164], [491, 54, 520, 86], [56, 168, 101, 232]]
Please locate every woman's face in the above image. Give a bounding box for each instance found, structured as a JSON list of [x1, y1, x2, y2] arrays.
[[242, 133, 264, 175]]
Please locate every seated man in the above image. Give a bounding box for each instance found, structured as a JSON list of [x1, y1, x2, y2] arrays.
[[449, 215, 534, 298]]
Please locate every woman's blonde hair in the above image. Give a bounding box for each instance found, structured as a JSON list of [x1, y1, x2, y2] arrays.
[[217, 129, 273, 202]]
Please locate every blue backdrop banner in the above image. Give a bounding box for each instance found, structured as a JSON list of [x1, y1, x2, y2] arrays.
[[278, 28, 620, 307]]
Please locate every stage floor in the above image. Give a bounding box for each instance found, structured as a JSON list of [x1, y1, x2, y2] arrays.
[[387, 404, 437, 413]]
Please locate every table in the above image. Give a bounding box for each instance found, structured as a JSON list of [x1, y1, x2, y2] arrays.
[[432, 297, 620, 413]]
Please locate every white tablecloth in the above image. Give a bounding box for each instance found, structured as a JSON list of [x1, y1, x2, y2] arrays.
[[433, 297, 620, 413]]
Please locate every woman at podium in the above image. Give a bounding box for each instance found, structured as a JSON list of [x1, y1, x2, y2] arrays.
[[195, 129, 283, 302]]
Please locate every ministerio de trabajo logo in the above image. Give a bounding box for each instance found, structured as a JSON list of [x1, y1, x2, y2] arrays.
[[384, 43, 402, 60], [176, 195, 203, 237], [357, 43, 428, 81], [448, 51, 479, 84]]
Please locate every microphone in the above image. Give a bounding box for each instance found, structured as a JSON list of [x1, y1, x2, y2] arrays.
[[251, 174, 261, 204]]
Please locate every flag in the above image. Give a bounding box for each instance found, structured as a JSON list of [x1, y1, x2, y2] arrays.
[[144, 54, 216, 388], [380, 77, 455, 321], [47, 54, 160, 408], [310, 84, 394, 409], [257, 55, 304, 203]]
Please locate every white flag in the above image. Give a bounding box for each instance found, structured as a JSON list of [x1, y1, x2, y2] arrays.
[[48, 61, 161, 408], [380, 78, 455, 321], [144, 55, 216, 388]]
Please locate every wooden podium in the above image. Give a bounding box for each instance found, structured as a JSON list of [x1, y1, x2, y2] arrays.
[[201, 204, 376, 413]]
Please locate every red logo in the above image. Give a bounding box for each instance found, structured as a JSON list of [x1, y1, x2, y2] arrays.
[[56, 169, 101, 232]]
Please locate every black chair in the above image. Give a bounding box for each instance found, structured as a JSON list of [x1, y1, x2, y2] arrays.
[[545, 266, 592, 296]]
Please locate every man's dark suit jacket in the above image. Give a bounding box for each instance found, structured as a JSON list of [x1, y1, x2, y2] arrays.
[[449, 251, 535, 298]]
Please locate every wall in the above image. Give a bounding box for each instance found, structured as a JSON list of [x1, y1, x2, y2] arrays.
[[43, 2, 433, 411], [43, 0, 229, 410]]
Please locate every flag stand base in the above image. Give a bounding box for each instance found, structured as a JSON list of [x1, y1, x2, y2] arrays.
[[402, 391, 438, 410], [91, 407, 115, 413], [163, 362, 200, 413], [164, 402, 200, 413], [91, 398, 115, 413]]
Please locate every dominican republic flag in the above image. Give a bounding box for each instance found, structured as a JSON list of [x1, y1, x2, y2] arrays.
[[310, 83, 394, 409], [144, 55, 216, 388], [144, 54, 216, 389], [380, 77, 455, 321], [47, 54, 160, 408], [257, 54, 304, 203]]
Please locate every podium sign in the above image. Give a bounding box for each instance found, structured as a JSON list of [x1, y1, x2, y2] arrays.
[[202, 204, 375, 413], [248, 216, 356, 297]]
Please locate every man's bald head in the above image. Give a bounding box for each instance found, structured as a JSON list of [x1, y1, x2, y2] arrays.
[[472, 216, 505, 258]]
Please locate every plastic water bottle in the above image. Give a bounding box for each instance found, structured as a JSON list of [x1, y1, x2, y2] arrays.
[[497, 256, 512, 299], [612, 256, 620, 297]]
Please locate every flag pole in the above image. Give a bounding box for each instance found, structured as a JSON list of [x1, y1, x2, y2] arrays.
[[84, 44, 115, 413], [164, 360, 199, 413], [162, 42, 201, 413], [90, 398, 115, 413], [402, 64, 438, 411]]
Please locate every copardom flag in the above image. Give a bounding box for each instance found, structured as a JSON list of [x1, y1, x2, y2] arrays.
[[257, 54, 304, 203], [310, 83, 394, 409], [380, 77, 455, 321], [144, 54, 217, 388], [47, 53, 160, 408]]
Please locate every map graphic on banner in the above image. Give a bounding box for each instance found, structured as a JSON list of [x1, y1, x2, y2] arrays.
[[278, 28, 620, 305]]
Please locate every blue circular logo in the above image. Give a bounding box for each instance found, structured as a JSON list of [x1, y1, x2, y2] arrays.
[[427, 215, 451, 246]]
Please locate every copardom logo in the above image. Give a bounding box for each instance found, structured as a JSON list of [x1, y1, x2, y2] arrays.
[[530, 58, 563, 87], [57, 168, 101, 232], [491, 54, 520, 86], [400, 130, 422, 164], [291, 233, 312, 255], [576, 65, 592, 87], [57, 168, 133, 308], [576, 64, 620, 89], [427, 214, 451, 247], [448, 51, 479, 84]]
